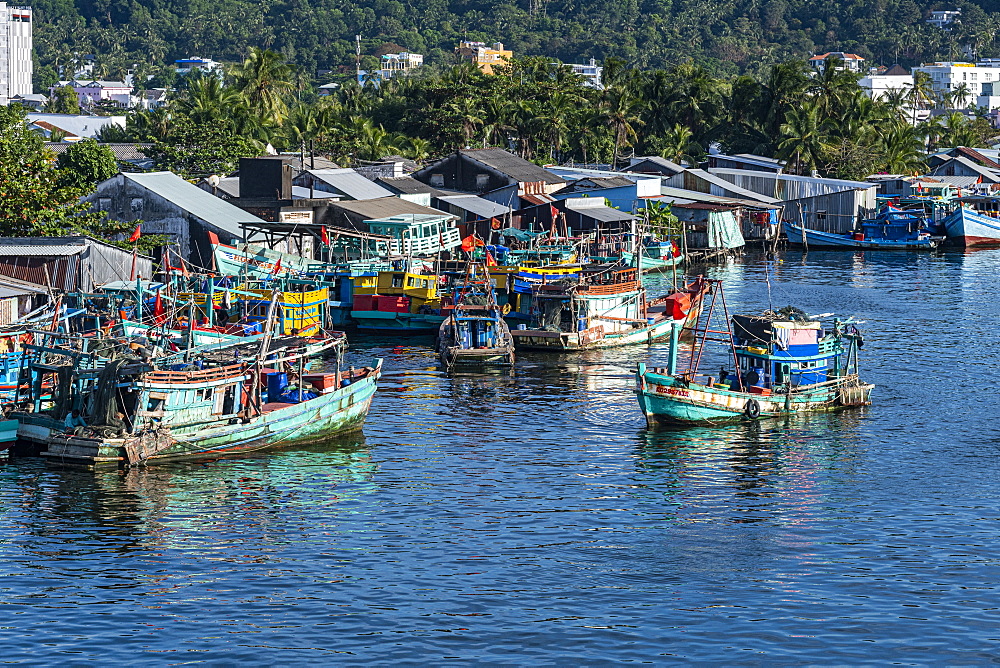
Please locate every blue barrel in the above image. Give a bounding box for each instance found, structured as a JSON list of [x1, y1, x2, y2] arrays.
[[578, 317, 587, 332], [266, 372, 288, 402]]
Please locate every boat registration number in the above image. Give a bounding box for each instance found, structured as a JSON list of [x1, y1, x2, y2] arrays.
[[655, 385, 689, 397]]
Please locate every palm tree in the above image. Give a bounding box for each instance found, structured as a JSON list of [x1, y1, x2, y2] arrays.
[[231, 47, 294, 125], [600, 85, 642, 168], [952, 82, 973, 109], [659, 124, 699, 165], [777, 101, 828, 175], [880, 125, 926, 174]]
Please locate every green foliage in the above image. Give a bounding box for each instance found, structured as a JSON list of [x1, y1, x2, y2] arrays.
[[46, 85, 80, 114], [56, 139, 119, 191], [143, 118, 262, 178], [0, 106, 115, 237]]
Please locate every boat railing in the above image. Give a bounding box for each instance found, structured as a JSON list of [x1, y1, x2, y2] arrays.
[[141, 363, 247, 385], [576, 280, 639, 295]]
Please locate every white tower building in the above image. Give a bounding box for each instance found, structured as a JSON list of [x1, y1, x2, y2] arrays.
[[0, 2, 33, 103]]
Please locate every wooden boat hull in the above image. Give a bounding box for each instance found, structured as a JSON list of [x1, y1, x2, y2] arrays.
[[0, 419, 18, 451], [512, 315, 682, 351], [351, 310, 445, 334], [635, 364, 874, 426], [783, 222, 939, 249], [39, 361, 382, 466], [621, 251, 686, 271], [941, 207, 1000, 247], [437, 314, 515, 369]]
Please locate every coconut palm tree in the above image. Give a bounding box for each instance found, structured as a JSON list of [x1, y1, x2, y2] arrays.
[[777, 101, 828, 175], [600, 85, 643, 168], [231, 47, 294, 125], [658, 123, 699, 165]]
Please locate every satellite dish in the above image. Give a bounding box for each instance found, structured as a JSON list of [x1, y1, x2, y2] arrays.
[[207, 174, 220, 187]]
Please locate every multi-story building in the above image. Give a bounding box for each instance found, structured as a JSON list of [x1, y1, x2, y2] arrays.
[[911, 61, 1000, 109], [808, 52, 866, 73], [50, 79, 135, 108], [567, 58, 603, 88], [927, 9, 961, 29], [380, 51, 422, 79], [0, 2, 33, 104], [175, 57, 222, 75], [455, 41, 512, 75]]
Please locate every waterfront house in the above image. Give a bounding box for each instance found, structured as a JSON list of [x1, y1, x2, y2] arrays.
[[0, 236, 153, 292], [85, 172, 262, 266], [293, 168, 395, 201], [413, 149, 566, 198], [375, 176, 447, 207], [709, 168, 878, 233], [706, 153, 785, 173]]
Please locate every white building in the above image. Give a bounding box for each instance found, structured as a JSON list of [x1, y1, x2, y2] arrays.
[[911, 61, 1000, 110], [859, 64, 913, 100], [809, 52, 865, 73], [175, 57, 221, 75], [380, 51, 422, 79], [927, 9, 960, 29], [0, 2, 33, 104], [567, 58, 603, 88]]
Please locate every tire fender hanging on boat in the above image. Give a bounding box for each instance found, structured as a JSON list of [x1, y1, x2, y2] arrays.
[[744, 398, 761, 419]]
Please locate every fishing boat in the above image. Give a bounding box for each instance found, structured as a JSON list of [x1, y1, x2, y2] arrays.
[[510, 266, 708, 351], [350, 268, 446, 334], [437, 264, 515, 370], [784, 206, 941, 249], [940, 201, 1000, 247], [635, 281, 873, 426], [15, 302, 382, 466]]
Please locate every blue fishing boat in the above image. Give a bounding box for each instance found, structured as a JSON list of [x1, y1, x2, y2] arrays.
[[784, 206, 941, 249], [437, 264, 515, 370], [635, 281, 873, 426]]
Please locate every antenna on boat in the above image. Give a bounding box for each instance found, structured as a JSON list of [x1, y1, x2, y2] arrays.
[[764, 256, 773, 312]]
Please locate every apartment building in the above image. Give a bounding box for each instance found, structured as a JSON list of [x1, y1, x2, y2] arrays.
[[0, 2, 32, 103]]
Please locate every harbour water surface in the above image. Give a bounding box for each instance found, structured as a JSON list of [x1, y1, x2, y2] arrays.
[[1, 250, 998, 663]]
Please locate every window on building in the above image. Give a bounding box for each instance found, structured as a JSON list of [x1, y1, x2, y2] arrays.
[[475, 173, 490, 189], [816, 210, 827, 222], [430, 173, 444, 186], [98, 197, 111, 211]]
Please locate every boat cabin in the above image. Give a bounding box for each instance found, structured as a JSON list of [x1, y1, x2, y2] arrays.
[[365, 214, 461, 257], [729, 314, 859, 393]]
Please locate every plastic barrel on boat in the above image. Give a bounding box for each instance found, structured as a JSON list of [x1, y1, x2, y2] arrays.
[[266, 372, 288, 403]]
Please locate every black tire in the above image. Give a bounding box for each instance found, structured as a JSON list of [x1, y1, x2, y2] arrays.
[[744, 398, 761, 419]]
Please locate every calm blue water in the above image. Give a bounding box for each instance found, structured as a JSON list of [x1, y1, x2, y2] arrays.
[[1, 250, 999, 663]]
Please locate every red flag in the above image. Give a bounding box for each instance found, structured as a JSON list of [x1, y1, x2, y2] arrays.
[[128, 225, 141, 243], [671, 240, 681, 258], [485, 250, 497, 267], [153, 291, 166, 324], [320, 225, 330, 245], [271, 258, 282, 275], [550, 204, 559, 221], [461, 235, 484, 252]]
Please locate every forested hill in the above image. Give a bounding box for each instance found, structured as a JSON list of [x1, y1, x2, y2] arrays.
[[27, 0, 1000, 83]]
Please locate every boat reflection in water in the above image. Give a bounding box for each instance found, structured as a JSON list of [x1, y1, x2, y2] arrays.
[[631, 409, 866, 524], [29, 435, 376, 554]]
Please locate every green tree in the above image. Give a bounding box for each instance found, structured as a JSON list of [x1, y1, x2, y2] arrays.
[[56, 139, 119, 190], [46, 85, 81, 114], [0, 105, 117, 237], [144, 117, 261, 177], [231, 47, 294, 125]]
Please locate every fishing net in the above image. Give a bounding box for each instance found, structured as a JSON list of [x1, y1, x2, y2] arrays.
[[89, 358, 131, 438], [540, 300, 565, 332]]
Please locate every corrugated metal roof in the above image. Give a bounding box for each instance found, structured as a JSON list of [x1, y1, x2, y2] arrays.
[[460, 149, 566, 185], [628, 156, 685, 174], [657, 186, 782, 209], [0, 245, 86, 256], [125, 172, 264, 237], [327, 197, 454, 220], [304, 169, 395, 200], [689, 169, 783, 204], [564, 198, 636, 222], [438, 195, 511, 219], [521, 194, 556, 205], [376, 176, 447, 196]]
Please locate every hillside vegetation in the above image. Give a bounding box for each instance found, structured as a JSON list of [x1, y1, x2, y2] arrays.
[[27, 0, 1000, 84]]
